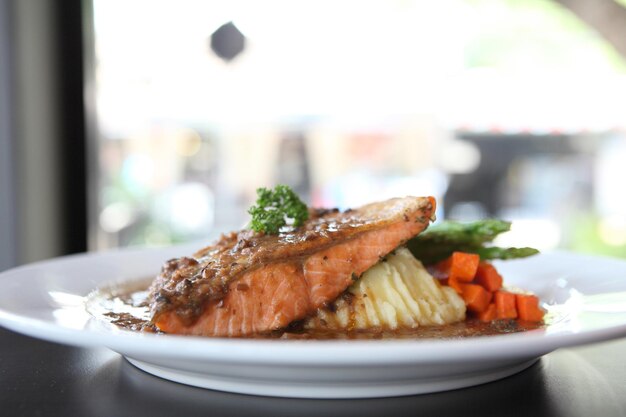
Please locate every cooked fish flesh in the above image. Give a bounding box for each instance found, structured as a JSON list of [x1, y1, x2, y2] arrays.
[[149, 196, 436, 337]]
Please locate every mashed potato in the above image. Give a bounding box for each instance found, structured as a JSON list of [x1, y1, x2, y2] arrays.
[[306, 247, 466, 330]]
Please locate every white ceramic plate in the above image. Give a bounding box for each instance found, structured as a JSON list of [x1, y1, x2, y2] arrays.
[[1, 245, 626, 399]]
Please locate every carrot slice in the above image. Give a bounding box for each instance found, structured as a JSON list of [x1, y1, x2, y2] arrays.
[[443, 277, 464, 294], [451, 252, 480, 282], [460, 283, 492, 313], [474, 262, 503, 292], [516, 294, 544, 322], [495, 291, 517, 319], [477, 303, 496, 322], [434, 252, 480, 283]]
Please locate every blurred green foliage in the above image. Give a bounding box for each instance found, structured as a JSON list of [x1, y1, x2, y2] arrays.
[[567, 215, 626, 259], [464, 0, 626, 73]]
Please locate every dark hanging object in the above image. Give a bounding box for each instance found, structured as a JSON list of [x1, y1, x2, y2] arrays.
[[210, 21, 246, 62]]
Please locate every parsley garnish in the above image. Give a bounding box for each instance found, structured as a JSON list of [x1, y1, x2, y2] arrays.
[[248, 185, 309, 234]]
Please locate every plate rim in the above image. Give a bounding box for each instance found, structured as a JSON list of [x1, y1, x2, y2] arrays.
[[1, 247, 626, 366]]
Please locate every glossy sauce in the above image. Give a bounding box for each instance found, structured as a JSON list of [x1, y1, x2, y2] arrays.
[[87, 280, 544, 339], [149, 197, 434, 326]]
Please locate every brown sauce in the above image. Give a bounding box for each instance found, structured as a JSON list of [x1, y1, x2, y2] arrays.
[[87, 280, 544, 339], [149, 197, 434, 326]]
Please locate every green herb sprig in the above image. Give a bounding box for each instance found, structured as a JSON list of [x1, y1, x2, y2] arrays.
[[248, 185, 309, 234]]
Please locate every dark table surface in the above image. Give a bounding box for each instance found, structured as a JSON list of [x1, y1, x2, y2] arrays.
[[1, 326, 625, 417]]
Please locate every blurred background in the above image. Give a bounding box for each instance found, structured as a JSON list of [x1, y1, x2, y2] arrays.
[[1, 0, 626, 271]]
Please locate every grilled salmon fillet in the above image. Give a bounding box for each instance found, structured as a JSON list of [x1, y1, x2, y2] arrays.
[[149, 196, 436, 336]]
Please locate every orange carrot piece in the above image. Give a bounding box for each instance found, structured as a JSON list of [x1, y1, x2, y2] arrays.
[[443, 277, 464, 294], [450, 252, 480, 282], [475, 262, 503, 292], [434, 252, 480, 283], [460, 283, 493, 313], [495, 291, 517, 319], [516, 294, 545, 322], [477, 303, 496, 322]]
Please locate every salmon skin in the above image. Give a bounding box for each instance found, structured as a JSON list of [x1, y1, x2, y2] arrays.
[[149, 196, 436, 336]]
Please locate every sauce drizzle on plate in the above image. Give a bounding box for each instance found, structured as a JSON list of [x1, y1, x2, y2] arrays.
[[86, 279, 544, 339]]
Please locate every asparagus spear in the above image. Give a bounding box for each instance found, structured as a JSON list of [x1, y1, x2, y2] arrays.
[[406, 219, 539, 265], [472, 246, 539, 260]]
